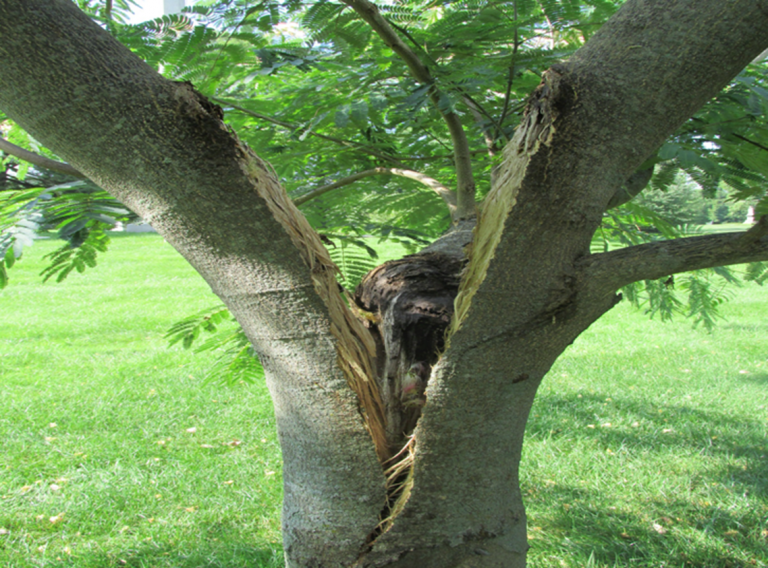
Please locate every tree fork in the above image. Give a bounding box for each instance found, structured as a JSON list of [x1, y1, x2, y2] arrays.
[[4, 1, 768, 567]]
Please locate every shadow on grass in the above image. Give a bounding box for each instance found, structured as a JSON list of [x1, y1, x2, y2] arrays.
[[719, 321, 768, 333], [525, 393, 768, 566], [528, 482, 768, 568], [528, 393, 768, 474], [739, 372, 768, 386]]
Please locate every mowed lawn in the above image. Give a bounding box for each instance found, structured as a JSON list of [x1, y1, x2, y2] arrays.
[[1, 233, 766, 568]]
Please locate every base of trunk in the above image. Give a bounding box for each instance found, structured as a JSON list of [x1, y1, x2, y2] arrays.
[[360, 535, 528, 568]]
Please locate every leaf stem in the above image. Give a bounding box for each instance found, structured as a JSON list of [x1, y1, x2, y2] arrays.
[[294, 167, 457, 213]]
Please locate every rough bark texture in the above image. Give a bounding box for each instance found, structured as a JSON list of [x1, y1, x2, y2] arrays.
[[2, 1, 768, 567]]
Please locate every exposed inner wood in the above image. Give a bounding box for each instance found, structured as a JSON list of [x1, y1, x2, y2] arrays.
[[353, 250, 464, 451], [348, 71, 566, 539], [451, 67, 562, 337], [352, 234, 467, 541], [233, 132, 390, 462]]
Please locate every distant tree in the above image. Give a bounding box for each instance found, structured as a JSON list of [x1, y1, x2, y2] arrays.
[[634, 176, 709, 225]]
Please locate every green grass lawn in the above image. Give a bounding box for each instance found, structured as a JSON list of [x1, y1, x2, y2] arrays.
[[698, 222, 753, 234], [1, 234, 766, 568]]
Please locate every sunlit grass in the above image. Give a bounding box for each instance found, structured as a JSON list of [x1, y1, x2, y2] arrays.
[[0, 235, 283, 568], [525, 277, 768, 567], [1, 233, 766, 567]]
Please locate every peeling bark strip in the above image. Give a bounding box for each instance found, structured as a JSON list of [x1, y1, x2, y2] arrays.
[[233, 136, 390, 461], [450, 69, 564, 337]]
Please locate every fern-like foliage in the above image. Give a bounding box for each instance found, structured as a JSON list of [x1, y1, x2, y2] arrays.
[[622, 269, 735, 332], [0, 187, 47, 288], [5, 0, 767, 383], [0, 179, 133, 287], [601, 206, 745, 331], [163, 231, 386, 385], [592, 202, 681, 254], [196, 330, 265, 386], [40, 223, 111, 283], [164, 304, 264, 386], [326, 235, 380, 291], [165, 304, 264, 385], [165, 304, 233, 350], [681, 271, 733, 331], [744, 261, 768, 285]]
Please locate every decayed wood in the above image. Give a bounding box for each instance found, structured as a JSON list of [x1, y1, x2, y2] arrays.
[[354, 250, 464, 450]]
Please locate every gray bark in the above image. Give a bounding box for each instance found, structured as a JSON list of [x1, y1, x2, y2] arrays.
[[1, 0, 768, 567]]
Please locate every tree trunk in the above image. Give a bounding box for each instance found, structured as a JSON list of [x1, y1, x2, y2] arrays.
[[1, 1, 767, 567]]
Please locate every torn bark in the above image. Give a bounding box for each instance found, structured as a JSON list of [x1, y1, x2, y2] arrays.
[[4, 1, 768, 566], [0, 5, 387, 565]]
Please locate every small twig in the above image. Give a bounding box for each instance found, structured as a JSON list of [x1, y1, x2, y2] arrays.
[[391, 149, 488, 161], [0, 136, 86, 179], [340, 0, 477, 219], [463, 95, 499, 155], [294, 167, 456, 213], [388, 17, 501, 155], [213, 98, 406, 166]]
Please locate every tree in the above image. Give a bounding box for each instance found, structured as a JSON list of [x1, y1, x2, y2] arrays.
[[1, 0, 767, 566]]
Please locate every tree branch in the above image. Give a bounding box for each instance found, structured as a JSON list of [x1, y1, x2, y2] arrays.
[[605, 166, 654, 209], [582, 216, 768, 290], [293, 167, 457, 212], [733, 132, 768, 153], [1, 116, 458, 218], [0, 135, 86, 179], [463, 94, 499, 155], [340, 0, 477, 220], [0, 9, 389, 564], [388, 18, 502, 156], [393, 149, 489, 161]]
